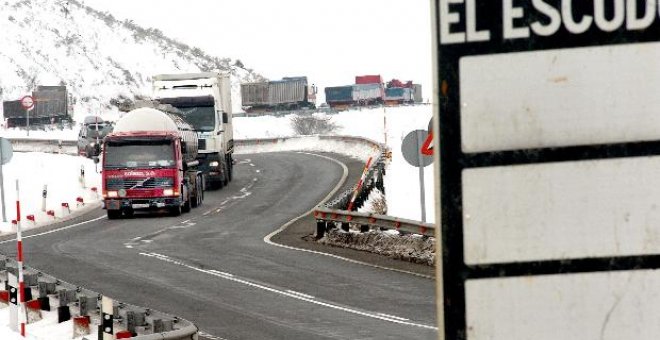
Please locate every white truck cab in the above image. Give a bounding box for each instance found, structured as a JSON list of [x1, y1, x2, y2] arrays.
[[152, 72, 234, 189]]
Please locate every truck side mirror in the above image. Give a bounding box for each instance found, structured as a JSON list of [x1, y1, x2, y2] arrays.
[[181, 141, 187, 153], [92, 156, 99, 164], [222, 112, 228, 124]]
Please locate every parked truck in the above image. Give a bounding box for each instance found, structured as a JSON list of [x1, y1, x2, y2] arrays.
[[2, 85, 71, 127], [152, 72, 233, 189], [100, 102, 204, 219]]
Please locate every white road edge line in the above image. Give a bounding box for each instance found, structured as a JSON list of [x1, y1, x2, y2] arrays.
[[198, 330, 229, 340], [0, 214, 107, 244], [263, 152, 434, 280], [139, 252, 437, 331], [285, 290, 315, 300]]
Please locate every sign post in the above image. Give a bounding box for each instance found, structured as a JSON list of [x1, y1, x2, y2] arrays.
[[401, 130, 433, 222], [20, 95, 34, 136], [432, 1, 660, 339], [0, 138, 13, 222]]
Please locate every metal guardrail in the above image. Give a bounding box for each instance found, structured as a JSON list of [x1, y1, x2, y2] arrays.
[[6, 138, 78, 155], [0, 254, 199, 339], [314, 207, 435, 237]]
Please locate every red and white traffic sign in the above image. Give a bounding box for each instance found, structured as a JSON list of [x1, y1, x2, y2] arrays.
[[20, 96, 34, 110]]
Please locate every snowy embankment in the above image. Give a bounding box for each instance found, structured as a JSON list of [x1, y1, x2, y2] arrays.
[[0, 153, 101, 234]]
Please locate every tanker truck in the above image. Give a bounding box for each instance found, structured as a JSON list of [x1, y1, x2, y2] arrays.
[[100, 102, 204, 219]]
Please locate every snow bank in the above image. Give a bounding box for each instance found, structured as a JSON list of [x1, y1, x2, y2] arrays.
[[0, 152, 101, 234], [0, 305, 93, 340], [318, 228, 435, 266]]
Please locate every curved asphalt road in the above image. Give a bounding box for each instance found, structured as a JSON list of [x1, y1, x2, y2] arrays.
[[0, 152, 436, 340]]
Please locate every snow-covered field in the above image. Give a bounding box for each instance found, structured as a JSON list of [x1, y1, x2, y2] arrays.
[[0, 153, 100, 234]]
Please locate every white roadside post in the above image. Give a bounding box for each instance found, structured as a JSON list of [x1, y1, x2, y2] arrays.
[[101, 296, 114, 340], [41, 185, 47, 212]]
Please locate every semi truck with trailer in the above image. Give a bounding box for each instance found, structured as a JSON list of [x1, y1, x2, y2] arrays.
[[152, 72, 233, 189], [100, 102, 204, 219], [240, 76, 317, 113], [2, 85, 71, 127]]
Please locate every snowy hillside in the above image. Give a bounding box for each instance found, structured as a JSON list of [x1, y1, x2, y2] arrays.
[[0, 0, 264, 122]]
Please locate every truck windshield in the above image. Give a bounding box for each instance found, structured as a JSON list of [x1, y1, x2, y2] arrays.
[[105, 139, 175, 169], [176, 106, 215, 132]]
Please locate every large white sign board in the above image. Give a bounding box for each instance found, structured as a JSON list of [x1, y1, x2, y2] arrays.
[[432, 1, 660, 339]]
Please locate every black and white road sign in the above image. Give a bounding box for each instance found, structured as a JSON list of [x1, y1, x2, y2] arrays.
[[432, 1, 660, 339], [20, 95, 34, 110]]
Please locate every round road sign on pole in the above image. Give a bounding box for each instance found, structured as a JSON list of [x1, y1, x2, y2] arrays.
[[20, 96, 34, 111], [401, 129, 433, 168]]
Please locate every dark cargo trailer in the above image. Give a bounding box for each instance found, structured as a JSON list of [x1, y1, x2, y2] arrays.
[[240, 76, 316, 112], [325, 85, 354, 108], [2, 85, 70, 127]]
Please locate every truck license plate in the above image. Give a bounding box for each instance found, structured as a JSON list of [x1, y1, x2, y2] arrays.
[[132, 203, 149, 209], [107, 201, 120, 210]]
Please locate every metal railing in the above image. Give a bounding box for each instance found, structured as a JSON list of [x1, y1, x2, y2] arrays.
[[0, 254, 198, 340]]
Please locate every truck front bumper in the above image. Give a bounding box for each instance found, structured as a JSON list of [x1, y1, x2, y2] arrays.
[[104, 198, 182, 210]]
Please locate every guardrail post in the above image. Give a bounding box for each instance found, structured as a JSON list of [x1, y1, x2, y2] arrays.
[[315, 220, 326, 239], [126, 310, 137, 336], [79, 295, 96, 316]]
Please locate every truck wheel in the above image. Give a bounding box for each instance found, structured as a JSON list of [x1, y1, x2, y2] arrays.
[[223, 161, 229, 186], [169, 205, 181, 216], [227, 155, 233, 182], [107, 210, 121, 220]]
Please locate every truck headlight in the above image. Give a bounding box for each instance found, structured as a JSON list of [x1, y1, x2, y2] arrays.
[[209, 161, 219, 167], [163, 188, 174, 196], [107, 191, 118, 198]]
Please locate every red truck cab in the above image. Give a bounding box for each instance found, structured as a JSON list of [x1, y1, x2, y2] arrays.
[[101, 106, 203, 219]]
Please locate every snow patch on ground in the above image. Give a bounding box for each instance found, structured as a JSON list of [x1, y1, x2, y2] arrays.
[[236, 136, 379, 163], [0, 304, 93, 340], [0, 152, 101, 235], [318, 228, 435, 266]]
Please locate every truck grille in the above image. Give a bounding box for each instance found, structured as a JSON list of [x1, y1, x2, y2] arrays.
[[106, 177, 174, 190], [198, 139, 206, 150]]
